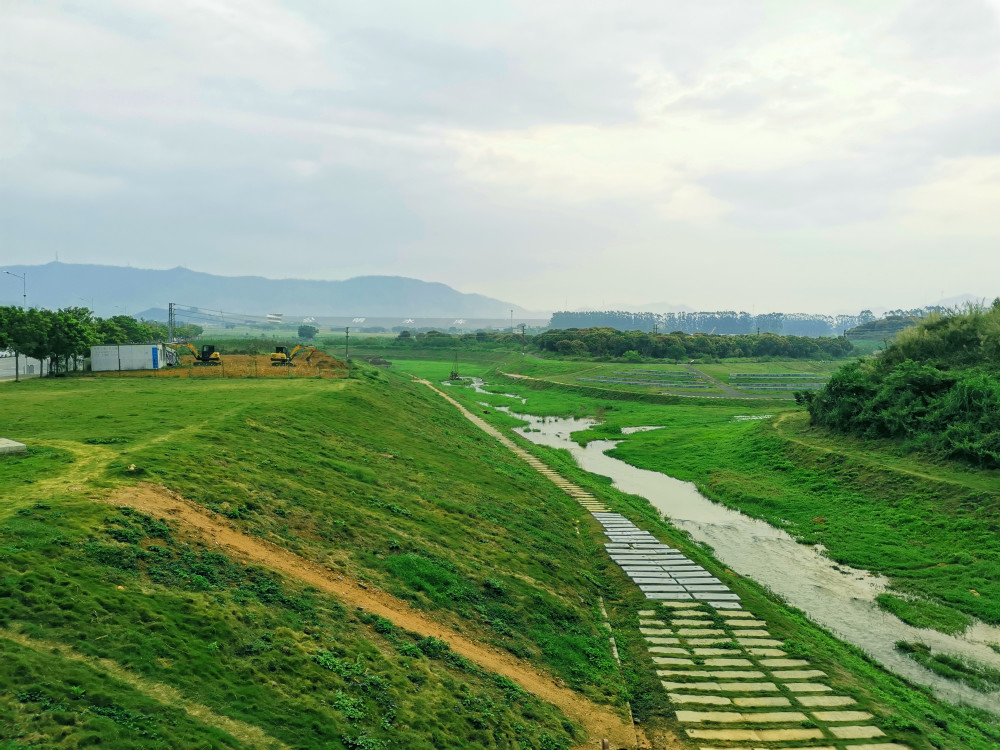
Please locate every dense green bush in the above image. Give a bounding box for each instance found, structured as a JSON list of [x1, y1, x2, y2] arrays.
[[809, 302, 1000, 466]]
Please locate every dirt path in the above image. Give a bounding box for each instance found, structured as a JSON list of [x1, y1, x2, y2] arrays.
[[0, 627, 287, 750], [102, 483, 637, 750]]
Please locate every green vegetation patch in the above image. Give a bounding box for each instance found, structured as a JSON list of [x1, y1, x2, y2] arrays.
[[809, 302, 1000, 467], [876, 594, 973, 635], [896, 641, 1000, 693]]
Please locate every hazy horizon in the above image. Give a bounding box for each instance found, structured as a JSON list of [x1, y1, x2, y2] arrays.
[[4, 2, 999, 312]]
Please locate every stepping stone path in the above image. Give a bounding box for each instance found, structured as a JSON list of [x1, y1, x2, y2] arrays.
[[421, 380, 906, 750]]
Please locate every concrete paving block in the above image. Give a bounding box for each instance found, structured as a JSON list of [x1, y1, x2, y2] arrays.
[[683, 585, 733, 592], [637, 610, 656, 616], [684, 638, 733, 645], [725, 619, 766, 627], [675, 710, 743, 723], [661, 681, 778, 692], [677, 628, 726, 636], [668, 693, 732, 705], [829, 725, 885, 739], [736, 638, 782, 646], [657, 670, 766, 679], [638, 619, 667, 627], [639, 627, 674, 636], [785, 683, 832, 693], [812, 710, 873, 722], [631, 576, 678, 583], [644, 637, 681, 645], [758, 659, 808, 668], [771, 670, 826, 680], [672, 619, 716, 626], [646, 592, 694, 600], [638, 585, 687, 593], [648, 646, 689, 654], [704, 658, 753, 667], [0, 439, 27, 455], [746, 649, 786, 657], [681, 710, 808, 723], [672, 610, 711, 617], [660, 601, 704, 608], [693, 648, 740, 656], [731, 630, 771, 638], [693, 592, 740, 600], [705, 601, 743, 609], [685, 728, 824, 741], [795, 695, 855, 707], [732, 696, 791, 707], [838, 745, 909, 750], [723, 611, 754, 618]]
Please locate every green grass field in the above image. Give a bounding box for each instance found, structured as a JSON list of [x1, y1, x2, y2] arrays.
[[4, 350, 1000, 749], [0, 367, 638, 749], [382, 358, 1000, 749]]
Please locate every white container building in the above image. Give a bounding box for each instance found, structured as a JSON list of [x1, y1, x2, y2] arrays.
[[90, 344, 168, 372]]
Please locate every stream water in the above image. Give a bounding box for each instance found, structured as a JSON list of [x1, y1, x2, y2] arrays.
[[499, 404, 1000, 713]]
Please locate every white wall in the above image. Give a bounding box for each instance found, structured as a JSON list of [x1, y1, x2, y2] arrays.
[[0, 355, 45, 380]]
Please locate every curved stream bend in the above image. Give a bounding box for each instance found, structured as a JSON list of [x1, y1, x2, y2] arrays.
[[503, 407, 1000, 714]]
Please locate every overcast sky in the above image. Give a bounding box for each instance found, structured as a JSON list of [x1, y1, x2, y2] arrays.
[[3, 1, 999, 313]]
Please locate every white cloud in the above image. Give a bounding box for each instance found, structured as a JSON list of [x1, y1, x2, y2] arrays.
[[2, 0, 1000, 312]]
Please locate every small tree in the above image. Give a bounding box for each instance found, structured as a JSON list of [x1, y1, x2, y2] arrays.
[[298, 324, 318, 339]]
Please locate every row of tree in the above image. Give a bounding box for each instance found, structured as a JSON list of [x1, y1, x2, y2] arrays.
[[0, 306, 202, 374], [535, 327, 854, 360], [548, 310, 879, 337]]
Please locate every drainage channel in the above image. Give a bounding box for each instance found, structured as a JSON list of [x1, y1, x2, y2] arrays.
[[420, 379, 908, 750]]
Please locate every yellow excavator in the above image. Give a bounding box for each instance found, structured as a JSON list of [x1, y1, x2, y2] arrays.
[[172, 343, 222, 366], [270, 345, 316, 367]]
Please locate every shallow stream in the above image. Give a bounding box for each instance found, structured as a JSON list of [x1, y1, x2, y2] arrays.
[[499, 403, 1000, 713]]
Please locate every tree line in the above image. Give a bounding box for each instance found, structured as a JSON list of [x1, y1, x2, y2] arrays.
[[549, 310, 878, 337], [535, 327, 854, 360], [0, 306, 202, 374], [806, 302, 1000, 467]]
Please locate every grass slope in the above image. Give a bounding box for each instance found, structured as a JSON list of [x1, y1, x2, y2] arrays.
[[379, 355, 1000, 748], [0, 367, 630, 749]]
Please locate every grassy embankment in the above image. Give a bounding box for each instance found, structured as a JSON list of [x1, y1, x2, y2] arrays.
[[463, 354, 1000, 631], [0, 362, 638, 749], [380, 352, 1000, 749]]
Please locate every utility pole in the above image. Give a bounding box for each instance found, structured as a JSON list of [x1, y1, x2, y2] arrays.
[[4, 271, 26, 309], [510, 309, 513, 334], [168, 303, 175, 342], [4, 271, 25, 383], [518, 323, 526, 355], [345, 327, 350, 359]]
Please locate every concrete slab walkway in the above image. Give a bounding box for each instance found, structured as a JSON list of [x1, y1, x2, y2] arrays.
[[418, 379, 907, 750]]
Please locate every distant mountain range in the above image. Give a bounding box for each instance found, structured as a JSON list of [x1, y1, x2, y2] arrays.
[[0, 263, 539, 319]]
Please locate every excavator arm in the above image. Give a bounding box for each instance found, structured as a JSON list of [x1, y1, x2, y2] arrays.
[[289, 345, 317, 361]]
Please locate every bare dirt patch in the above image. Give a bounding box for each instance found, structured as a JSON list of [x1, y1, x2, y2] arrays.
[[102, 483, 638, 750], [93, 352, 348, 379]]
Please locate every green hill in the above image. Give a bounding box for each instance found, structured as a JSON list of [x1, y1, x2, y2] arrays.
[[809, 302, 1000, 466]]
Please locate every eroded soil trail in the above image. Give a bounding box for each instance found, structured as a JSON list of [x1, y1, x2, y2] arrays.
[[102, 483, 637, 750]]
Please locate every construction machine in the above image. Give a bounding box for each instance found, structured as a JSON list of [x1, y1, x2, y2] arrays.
[[172, 343, 222, 366], [270, 345, 316, 366]]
